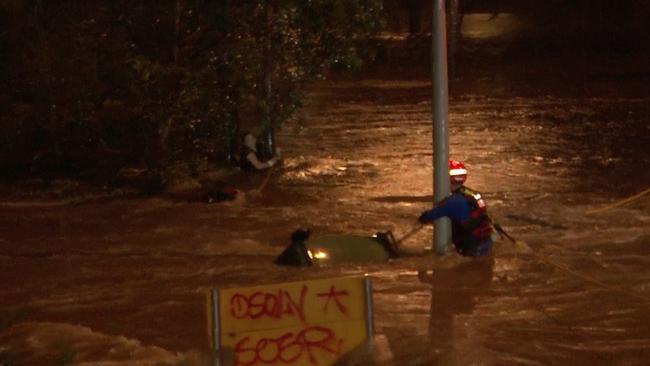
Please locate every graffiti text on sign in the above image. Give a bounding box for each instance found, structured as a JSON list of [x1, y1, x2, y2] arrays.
[[230, 285, 308, 322], [316, 286, 349, 314], [234, 325, 342, 366]]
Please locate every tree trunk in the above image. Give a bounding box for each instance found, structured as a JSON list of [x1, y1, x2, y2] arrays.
[[173, 0, 185, 64], [225, 108, 239, 166], [406, 0, 420, 35], [260, 2, 275, 159], [32, 1, 62, 173]]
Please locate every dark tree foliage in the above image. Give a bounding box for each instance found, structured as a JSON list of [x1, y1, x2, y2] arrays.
[[0, 0, 384, 185]]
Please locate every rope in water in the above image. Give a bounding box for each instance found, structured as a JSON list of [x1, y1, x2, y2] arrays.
[[248, 166, 275, 195], [585, 187, 650, 214], [511, 240, 650, 303], [395, 224, 424, 246]]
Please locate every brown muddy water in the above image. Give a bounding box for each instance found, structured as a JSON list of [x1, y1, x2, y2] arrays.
[[1, 59, 650, 364]]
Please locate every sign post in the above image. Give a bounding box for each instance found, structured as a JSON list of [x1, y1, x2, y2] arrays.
[[432, 0, 451, 255]]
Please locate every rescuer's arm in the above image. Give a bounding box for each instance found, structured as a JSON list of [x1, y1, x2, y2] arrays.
[[246, 151, 278, 170], [418, 195, 466, 224], [418, 203, 453, 224]]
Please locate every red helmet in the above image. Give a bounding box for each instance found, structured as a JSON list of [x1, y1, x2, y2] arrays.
[[449, 159, 467, 185]]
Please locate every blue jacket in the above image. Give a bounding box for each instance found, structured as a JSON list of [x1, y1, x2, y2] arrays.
[[420, 186, 494, 256]]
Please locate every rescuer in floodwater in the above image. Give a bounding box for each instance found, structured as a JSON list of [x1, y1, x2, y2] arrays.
[[418, 160, 495, 257], [189, 132, 280, 204], [240, 132, 281, 172]]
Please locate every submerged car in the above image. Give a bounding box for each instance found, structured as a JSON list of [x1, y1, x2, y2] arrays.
[[274, 229, 400, 266]]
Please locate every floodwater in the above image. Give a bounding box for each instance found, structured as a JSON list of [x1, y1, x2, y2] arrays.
[[1, 43, 650, 365]]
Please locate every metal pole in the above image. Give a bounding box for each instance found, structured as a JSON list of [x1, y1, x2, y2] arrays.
[[432, 0, 451, 255], [363, 276, 374, 338], [211, 289, 221, 366]]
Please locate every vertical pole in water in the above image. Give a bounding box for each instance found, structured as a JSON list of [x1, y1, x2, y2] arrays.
[[363, 275, 374, 338], [432, 0, 451, 255], [210, 289, 221, 366]]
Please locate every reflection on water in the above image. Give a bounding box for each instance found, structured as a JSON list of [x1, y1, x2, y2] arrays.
[[421, 257, 494, 364]]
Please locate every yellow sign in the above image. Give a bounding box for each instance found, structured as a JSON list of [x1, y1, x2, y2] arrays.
[[208, 276, 373, 366]]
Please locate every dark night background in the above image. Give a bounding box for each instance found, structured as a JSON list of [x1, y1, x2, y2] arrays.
[[1, 0, 647, 196]]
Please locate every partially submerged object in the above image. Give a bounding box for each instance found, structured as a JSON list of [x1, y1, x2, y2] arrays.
[[274, 229, 400, 266]]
